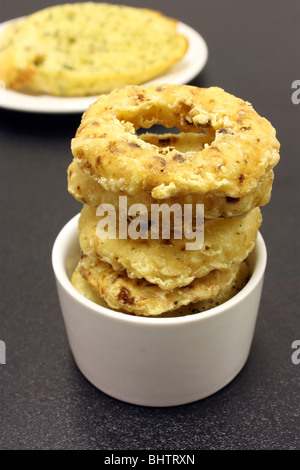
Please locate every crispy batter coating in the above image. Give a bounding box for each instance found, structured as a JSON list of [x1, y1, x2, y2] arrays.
[[71, 260, 249, 317], [76, 253, 247, 316], [68, 149, 274, 220], [71, 263, 109, 307], [0, 3, 187, 96], [72, 84, 280, 199], [156, 260, 250, 317], [78, 204, 262, 290]]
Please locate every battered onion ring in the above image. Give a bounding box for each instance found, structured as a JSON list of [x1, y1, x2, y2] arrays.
[[163, 260, 250, 317], [71, 260, 249, 317], [78, 204, 262, 290], [68, 154, 274, 220], [71, 84, 280, 201], [76, 254, 246, 317]]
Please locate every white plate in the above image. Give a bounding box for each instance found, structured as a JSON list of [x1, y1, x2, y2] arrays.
[[0, 19, 208, 114]]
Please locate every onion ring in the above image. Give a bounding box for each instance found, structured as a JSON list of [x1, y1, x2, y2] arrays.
[[78, 204, 262, 290], [76, 254, 247, 317], [71, 84, 280, 201], [68, 152, 274, 220]]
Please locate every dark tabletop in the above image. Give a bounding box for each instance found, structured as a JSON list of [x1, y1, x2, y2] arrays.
[[0, 0, 299, 451]]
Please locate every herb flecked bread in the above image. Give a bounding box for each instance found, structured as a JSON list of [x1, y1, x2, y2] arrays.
[[0, 2, 188, 97]]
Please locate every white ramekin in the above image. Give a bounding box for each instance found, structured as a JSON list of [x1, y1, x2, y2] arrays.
[[52, 213, 267, 407]]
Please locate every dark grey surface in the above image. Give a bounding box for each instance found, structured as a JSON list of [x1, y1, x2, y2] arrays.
[[0, 0, 299, 450]]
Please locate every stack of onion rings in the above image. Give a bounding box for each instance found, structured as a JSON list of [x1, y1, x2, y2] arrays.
[[68, 84, 280, 316]]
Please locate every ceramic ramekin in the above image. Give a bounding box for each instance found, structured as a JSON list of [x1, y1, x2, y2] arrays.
[[52, 213, 267, 407]]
